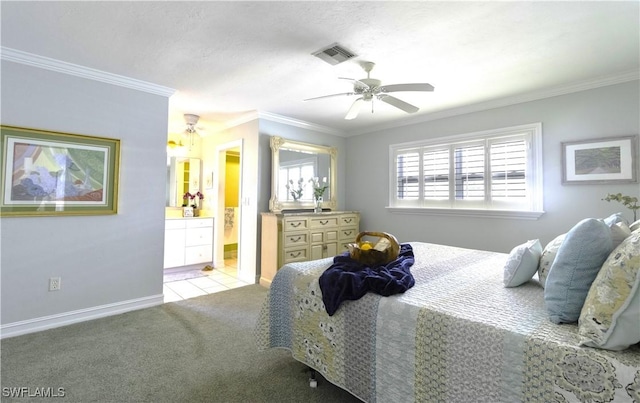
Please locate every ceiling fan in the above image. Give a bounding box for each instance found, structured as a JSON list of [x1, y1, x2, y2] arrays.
[[183, 113, 203, 148], [304, 61, 434, 120]]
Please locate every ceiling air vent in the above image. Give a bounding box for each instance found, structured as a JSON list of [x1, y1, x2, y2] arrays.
[[312, 43, 357, 65]]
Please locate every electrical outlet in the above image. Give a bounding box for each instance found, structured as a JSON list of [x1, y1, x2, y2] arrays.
[[49, 277, 61, 291]]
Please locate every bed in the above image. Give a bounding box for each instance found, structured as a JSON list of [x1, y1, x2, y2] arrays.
[[255, 241, 640, 402]]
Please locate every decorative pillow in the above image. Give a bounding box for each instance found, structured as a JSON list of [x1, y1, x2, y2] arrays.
[[610, 221, 631, 249], [630, 219, 640, 232], [503, 240, 543, 287], [578, 231, 640, 350], [603, 212, 627, 226], [537, 234, 565, 288], [544, 218, 613, 324]]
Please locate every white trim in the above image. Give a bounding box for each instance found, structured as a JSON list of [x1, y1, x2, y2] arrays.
[[386, 206, 545, 220], [257, 111, 347, 136], [1, 47, 175, 97], [389, 122, 543, 213], [0, 294, 164, 339]]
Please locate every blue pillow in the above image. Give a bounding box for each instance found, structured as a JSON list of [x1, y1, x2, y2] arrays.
[[544, 218, 613, 324]]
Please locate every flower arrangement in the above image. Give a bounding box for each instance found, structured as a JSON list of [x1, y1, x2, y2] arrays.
[[285, 178, 304, 201], [309, 177, 328, 201], [183, 191, 204, 208], [603, 192, 639, 221]]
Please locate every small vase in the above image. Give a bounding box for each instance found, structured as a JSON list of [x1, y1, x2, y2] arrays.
[[314, 197, 323, 213]]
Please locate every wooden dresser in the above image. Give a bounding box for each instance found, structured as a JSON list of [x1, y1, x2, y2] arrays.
[[260, 211, 360, 287]]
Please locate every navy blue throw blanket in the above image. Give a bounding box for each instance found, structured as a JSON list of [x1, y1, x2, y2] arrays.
[[319, 243, 415, 316]]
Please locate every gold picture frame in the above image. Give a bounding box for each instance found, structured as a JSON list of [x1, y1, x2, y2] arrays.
[[0, 125, 120, 217]]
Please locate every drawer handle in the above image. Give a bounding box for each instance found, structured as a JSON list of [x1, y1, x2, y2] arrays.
[[290, 236, 301, 242], [344, 230, 353, 236], [344, 218, 353, 223], [320, 220, 329, 225], [289, 251, 302, 258], [290, 222, 302, 228], [322, 245, 328, 251]]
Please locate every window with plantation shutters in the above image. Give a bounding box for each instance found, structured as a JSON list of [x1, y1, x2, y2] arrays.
[[389, 123, 543, 218]]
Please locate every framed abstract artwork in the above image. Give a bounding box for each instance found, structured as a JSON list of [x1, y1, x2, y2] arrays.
[[562, 135, 638, 185], [0, 125, 120, 217]]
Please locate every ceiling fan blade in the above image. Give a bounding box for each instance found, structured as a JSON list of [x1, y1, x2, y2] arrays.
[[379, 83, 434, 93], [378, 94, 419, 114], [338, 77, 369, 90], [345, 98, 364, 120], [304, 92, 356, 101]]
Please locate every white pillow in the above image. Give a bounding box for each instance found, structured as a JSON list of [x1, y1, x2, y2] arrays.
[[610, 221, 631, 249], [630, 219, 640, 232], [503, 239, 543, 287]]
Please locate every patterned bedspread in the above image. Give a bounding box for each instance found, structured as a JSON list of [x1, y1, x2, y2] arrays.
[[255, 242, 640, 402]]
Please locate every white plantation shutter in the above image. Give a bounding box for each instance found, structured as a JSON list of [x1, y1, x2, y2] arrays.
[[490, 138, 527, 201], [396, 150, 420, 201], [423, 148, 449, 200], [454, 143, 485, 202], [389, 123, 542, 214]]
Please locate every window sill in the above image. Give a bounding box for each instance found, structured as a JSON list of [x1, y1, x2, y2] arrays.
[[385, 207, 545, 220]]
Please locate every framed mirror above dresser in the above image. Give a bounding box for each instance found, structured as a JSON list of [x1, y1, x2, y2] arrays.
[[261, 136, 360, 287], [269, 136, 337, 212]]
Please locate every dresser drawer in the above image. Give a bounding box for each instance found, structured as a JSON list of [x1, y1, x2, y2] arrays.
[[283, 217, 308, 232], [283, 232, 308, 247], [186, 218, 214, 229], [282, 247, 308, 263], [309, 216, 339, 229], [339, 227, 358, 241], [185, 245, 213, 265], [310, 229, 338, 244], [185, 227, 213, 246], [339, 214, 359, 227]]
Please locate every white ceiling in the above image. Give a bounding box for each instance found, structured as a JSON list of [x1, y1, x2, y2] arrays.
[[2, 1, 639, 137]]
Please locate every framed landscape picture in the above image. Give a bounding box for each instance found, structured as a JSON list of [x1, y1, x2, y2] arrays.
[[562, 135, 638, 185], [0, 125, 120, 217]]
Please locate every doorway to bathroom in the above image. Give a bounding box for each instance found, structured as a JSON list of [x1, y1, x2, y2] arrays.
[[222, 149, 240, 272], [214, 140, 243, 281]]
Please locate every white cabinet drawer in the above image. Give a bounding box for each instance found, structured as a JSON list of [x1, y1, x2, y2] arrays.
[[185, 227, 213, 246], [283, 218, 308, 231], [282, 247, 308, 263], [340, 215, 359, 226], [185, 245, 213, 265], [339, 227, 358, 241], [165, 219, 187, 230], [186, 218, 214, 229], [310, 217, 339, 228], [283, 232, 308, 247]]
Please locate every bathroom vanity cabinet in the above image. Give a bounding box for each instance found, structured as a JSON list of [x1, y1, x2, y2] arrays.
[[164, 217, 214, 269]]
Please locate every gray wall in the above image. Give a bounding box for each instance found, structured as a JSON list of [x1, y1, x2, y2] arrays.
[[0, 61, 169, 326], [344, 81, 640, 253]]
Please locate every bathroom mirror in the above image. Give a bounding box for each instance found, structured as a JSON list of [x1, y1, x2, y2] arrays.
[[269, 136, 337, 212], [166, 157, 201, 207]]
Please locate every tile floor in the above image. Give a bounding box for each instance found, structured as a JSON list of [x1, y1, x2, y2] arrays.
[[163, 257, 249, 302]]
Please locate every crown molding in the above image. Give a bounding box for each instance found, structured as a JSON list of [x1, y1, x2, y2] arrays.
[[257, 111, 347, 136], [1, 47, 175, 97], [351, 69, 640, 136]]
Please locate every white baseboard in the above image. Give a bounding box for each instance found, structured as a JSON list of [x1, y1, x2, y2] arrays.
[[0, 294, 164, 339]]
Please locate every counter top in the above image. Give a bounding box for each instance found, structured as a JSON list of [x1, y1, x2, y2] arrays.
[[261, 210, 359, 216]]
